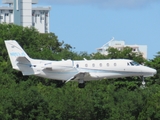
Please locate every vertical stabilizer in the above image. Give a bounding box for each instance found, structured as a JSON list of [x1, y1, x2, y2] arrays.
[[5, 40, 30, 70]]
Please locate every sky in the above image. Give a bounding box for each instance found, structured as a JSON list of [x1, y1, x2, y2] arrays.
[[1, 0, 160, 59]]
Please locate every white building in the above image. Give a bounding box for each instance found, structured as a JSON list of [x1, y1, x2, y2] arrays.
[[0, 0, 51, 33], [97, 38, 147, 59]]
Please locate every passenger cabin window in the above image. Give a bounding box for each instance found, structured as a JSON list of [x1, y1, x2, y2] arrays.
[[99, 63, 102, 67], [92, 63, 95, 67], [107, 63, 109, 67], [85, 64, 88, 67], [114, 63, 117, 66], [76, 64, 79, 68]]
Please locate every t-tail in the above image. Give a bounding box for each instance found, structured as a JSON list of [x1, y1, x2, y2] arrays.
[[5, 40, 33, 74]]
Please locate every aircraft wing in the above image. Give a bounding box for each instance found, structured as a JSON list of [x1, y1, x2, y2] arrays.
[[65, 72, 90, 83]]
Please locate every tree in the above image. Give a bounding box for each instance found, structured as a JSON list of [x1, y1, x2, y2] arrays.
[[145, 52, 160, 85], [0, 23, 160, 120], [106, 47, 145, 63]]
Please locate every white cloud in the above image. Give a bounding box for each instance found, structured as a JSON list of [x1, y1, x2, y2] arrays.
[[40, 0, 159, 9]]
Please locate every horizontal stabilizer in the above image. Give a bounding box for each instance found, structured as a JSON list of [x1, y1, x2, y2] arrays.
[[16, 57, 30, 63]]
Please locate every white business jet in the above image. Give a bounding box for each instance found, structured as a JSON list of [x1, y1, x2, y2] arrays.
[[5, 40, 157, 88]]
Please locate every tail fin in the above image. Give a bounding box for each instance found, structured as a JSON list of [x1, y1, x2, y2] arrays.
[[5, 40, 31, 70]]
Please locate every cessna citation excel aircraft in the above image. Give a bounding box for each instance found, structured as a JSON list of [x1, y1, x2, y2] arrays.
[[5, 40, 157, 88]]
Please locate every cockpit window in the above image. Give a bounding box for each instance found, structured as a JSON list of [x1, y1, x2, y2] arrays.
[[129, 61, 140, 66]]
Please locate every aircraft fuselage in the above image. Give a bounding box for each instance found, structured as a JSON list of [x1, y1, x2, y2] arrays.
[[22, 59, 156, 81]]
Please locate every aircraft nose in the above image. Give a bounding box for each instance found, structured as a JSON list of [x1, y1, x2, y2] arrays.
[[146, 68, 157, 76], [152, 68, 157, 75], [142, 67, 157, 77]]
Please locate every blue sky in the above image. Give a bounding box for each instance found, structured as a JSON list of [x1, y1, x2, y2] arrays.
[[1, 0, 160, 59]]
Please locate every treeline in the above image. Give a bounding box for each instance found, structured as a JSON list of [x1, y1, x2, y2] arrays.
[[0, 23, 160, 120]]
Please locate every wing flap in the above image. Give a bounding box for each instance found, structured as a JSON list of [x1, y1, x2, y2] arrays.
[[22, 71, 40, 75], [65, 72, 90, 83]]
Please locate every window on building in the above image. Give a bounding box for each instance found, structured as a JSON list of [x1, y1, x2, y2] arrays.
[[9, 10, 13, 13], [41, 17, 44, 20], [5, 13, 9, 16], [132, 48, 136, 52], [118, 48, 121, 50], [0, 16, 3, 19], [9, 3, 13, 7], [98, 49, 102, 52], [41, 11, 45, 14]]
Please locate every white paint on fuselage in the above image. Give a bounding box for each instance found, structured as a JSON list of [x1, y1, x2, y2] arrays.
[[29, 59, 156, 81], [5, 40, 157, 84], [73, 59, 156, 80]]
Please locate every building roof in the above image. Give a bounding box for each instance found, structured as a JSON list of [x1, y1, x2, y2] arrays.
[[32, 6, 51, 10], [0, 6, 13, 10], [0, 6, 51, 11], [96, 37, 147, 59], [2, 0, 38, 4]]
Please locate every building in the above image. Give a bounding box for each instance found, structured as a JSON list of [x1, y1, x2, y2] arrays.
[[0, 0, 51, 33], [97, 37, 147, 59]]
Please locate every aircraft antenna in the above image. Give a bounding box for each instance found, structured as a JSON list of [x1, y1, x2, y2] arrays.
[[101, 37, 115, 48]]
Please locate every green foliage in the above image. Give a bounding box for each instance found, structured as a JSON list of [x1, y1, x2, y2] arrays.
[[145, 52, 160, 84], [106, 47, 145, 63], [0, 23, 160, 119]]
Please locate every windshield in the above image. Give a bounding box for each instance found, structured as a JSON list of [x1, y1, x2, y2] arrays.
[[129, 61, 140, 66]]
